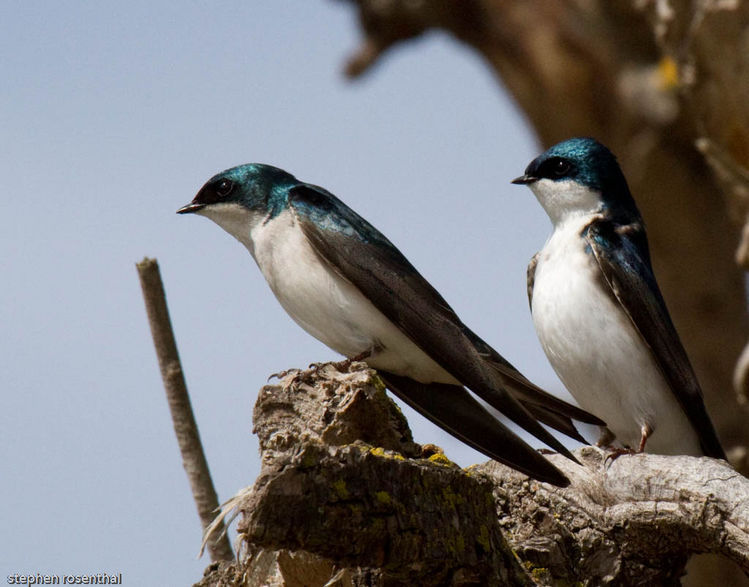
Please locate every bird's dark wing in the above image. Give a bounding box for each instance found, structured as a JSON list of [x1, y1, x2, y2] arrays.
[[288, 183, 584, 465], [462, 329, 605, 427], [519, 403, 587, 444], [380, 372, 569, 486], [583, 219, 725, 459]]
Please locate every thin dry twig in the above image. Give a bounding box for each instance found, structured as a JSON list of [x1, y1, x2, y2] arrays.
[[136, 257, 233, 562]]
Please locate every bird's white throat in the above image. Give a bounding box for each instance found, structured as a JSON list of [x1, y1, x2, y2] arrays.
[[196, 202, 264, 255], [528, 178, 602, 227]]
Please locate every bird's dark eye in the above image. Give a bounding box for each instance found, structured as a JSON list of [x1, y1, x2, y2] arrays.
[[215, 178, 234, 197], [536, 157, 573, 180], [551, 158, 571, 177]]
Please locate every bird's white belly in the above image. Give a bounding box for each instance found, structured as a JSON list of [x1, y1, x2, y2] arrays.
[[247, 210, 456, 384], [531, 221, 702, 455]]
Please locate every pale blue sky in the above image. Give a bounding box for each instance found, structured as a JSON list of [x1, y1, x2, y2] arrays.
[[1, 3, 580, 585]]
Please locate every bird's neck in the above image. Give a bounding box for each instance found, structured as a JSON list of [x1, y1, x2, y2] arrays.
[[530, 179, 603, 228], [197, 202, 267, 255]]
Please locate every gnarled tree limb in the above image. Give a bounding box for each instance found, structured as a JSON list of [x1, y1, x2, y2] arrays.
[[197, 365, 748, 586]]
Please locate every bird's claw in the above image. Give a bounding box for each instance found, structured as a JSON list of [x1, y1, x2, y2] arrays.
[[268, 367, 316, 387], [604, 424, 651, 464], [268, 368, 300, 381], [269, 363, 337, 388], [310, 353, 370, 375], [307, 361, 329, 374], [270, 351, 374, 386], [603, 446, 638, 465]]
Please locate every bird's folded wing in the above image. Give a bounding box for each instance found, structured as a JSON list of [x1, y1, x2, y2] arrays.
[[379, 372, 570, 486], [464, 329, 605, 426], [584, 219, 725, 459]]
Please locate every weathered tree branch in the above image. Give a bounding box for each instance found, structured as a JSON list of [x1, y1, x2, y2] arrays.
[[136, 258, 234, 563], [196, 365, 749, 585]]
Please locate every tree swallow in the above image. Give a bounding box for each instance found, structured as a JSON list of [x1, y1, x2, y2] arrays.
[[178, 163, 604, 486], [513, 137, 725, 459]]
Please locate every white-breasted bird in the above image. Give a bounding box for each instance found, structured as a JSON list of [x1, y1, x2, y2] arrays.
[[514, 137, 724, 458]]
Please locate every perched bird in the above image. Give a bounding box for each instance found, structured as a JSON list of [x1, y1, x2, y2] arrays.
[[513, 137, 725, 459], [178, 163, 604, 486]]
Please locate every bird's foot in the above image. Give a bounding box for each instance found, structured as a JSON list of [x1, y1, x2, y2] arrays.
[[269, 365, 326, 387], [316, 350, 374, 375], [603, 446, 637, 464], [306, 361, 328, 373], [269, 350, 375, 386], [604, 424, 652, 464], [268, 368, 301, 381], [636, 423, 652, 453], [268, 367, 317, 388]]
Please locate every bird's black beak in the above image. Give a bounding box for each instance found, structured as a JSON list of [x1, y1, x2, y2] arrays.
[[511, 174, 537, 185], [176, 202, 206, 214]]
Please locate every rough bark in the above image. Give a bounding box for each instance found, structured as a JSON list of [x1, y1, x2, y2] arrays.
[[196, 365, 749, 586]]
